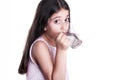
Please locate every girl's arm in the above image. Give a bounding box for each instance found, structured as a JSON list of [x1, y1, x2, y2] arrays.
[[52, 33, 70, 80], [32, 41, 54, 80], [32, 33, 70, 80], [52, 49, 67, 80]]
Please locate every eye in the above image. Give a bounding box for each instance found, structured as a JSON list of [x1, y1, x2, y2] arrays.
[[54, 19, 60, 24], [65, 18, 70, 22]]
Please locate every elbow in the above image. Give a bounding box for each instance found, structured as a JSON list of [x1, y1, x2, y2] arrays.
[[52, 73, 65, 80], [44, 72, 62, 80], [43, 71, 65, 80], [44, 73, 52, 80]]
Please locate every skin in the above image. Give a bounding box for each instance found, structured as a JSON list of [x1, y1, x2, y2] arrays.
[[32, 9, 70, 80]]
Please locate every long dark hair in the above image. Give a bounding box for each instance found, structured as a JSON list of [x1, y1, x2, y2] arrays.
[[18, 0, 70, 74]]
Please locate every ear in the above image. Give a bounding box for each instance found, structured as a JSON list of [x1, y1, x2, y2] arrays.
[[44, 27, 47, 31]]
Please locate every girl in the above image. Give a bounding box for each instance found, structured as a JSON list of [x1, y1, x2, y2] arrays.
[[18, 0, 81, 80]]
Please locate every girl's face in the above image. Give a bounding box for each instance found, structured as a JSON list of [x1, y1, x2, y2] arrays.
[[45, 9, 70, 40]]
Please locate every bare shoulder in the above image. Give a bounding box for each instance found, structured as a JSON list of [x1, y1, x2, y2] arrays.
[[32, 40, 49, 56], [31, 40, 52, 64], [32, 41, 48, 51]]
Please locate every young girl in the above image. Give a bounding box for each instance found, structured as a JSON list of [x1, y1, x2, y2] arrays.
[[18, 0, 81, 80]]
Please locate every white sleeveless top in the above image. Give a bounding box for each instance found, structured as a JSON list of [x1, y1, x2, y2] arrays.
[[26, 36, 69, 80]]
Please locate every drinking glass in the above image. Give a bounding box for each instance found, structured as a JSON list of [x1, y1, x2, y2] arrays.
[[66, 32, 82, 49], [66, 25, 82, 49]]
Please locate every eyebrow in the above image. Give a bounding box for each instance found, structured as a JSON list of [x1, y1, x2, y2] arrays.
[[51, 15, 70, 21]]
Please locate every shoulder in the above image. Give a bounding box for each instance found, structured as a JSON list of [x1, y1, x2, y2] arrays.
[[32, 41, 49, 54], [31, 40, 51, 61], [31, 40, 53, 68]]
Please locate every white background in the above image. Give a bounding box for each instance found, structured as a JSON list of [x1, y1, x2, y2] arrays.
[[0, 0, 120, 80]]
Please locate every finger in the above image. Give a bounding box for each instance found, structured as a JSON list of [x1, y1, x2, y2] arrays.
[[56, 32, 64, 41], [61, 33, 70, 42]]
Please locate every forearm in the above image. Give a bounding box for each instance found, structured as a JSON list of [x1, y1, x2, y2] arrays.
[[52, 49, 67, 80]]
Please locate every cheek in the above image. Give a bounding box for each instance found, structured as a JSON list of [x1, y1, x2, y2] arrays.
[[51, 29, 60, 37], [50, 25, 61, 33], [47, 26, 60, 37]]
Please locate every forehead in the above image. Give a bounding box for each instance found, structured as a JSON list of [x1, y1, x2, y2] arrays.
[[50, 9, 69, 19]]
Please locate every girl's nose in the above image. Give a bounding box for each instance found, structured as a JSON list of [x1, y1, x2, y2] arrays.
[[61, 25, 67, 33], [61, 22, 68, 31]]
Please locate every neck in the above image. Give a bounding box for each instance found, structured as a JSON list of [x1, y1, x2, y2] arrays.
[[44, 33, 56, 47]]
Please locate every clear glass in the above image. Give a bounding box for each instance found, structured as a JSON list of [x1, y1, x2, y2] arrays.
[[66, 24, 82, 49], [66, 32, 82, 49]]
